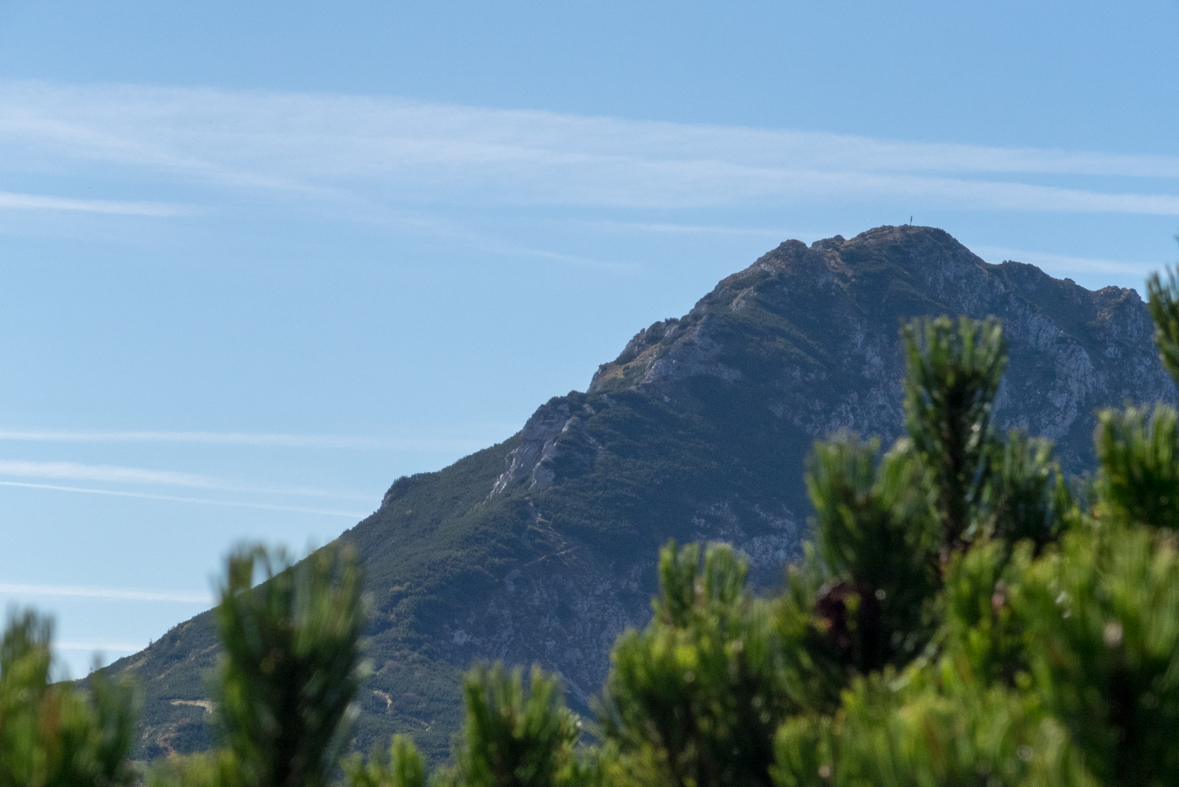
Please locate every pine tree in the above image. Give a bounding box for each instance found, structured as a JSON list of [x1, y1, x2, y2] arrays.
[[212, 543, 367, 787], [902, 315, 1007, 556], [344, 735, 426, 787], [597, 543, 792, 787], [441, 663, 584, 787], [0, 609, 139, 787]]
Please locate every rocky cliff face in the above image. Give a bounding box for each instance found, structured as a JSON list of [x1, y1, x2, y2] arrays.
[[108, 226, 1175, 762], [585, 227, 1168, 471]]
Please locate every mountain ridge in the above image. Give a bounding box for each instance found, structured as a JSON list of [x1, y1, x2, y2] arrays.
[[103, 225, 1175, 762]]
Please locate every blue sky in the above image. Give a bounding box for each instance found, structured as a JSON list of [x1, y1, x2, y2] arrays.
[[1, 0, 1178, 676]]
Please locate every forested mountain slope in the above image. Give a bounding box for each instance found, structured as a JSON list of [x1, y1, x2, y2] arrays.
[[104, 225, 1176, 762]]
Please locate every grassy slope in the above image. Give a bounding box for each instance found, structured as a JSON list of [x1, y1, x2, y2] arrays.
[[107, 438, 519, 761]]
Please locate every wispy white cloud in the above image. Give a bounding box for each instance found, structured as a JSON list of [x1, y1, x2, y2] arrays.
[[0, 459, 370, 501], [1, 79, 1177, 217], [55, 642, 145, 653], [482, 243, 634, 272], [0, 459, 358, 497], [574, 219, 799, 238], [0, 582, 209, 603], [0, 459, 216, 488], [0, 190, 190, 216], [0, 429, 491, 452], [0, 480, 368, 518]]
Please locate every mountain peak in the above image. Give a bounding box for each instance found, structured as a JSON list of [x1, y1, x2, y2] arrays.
[[590, 225, 974, 395], [107, 227, 1175, 763]]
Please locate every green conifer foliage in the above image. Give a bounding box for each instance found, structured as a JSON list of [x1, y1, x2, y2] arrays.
[[213, 543, 366, 787], [1147, 267, 1179, 381], [773, 668, 1093, 787], [1094, 403, 1179, 530], [805, 434, 939, 675], [0, 609, 139, 787], [443, 664, 581, 787], [941, 538, 1034, 689], [902, 315, 1007, 554], [344, 735, 426, 787], [1018, 523, 1179, 786], [985, 432, 1073, 552], [598, 543, 792, 787]]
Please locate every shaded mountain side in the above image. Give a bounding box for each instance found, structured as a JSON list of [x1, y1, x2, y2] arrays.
[[103, 226, 1176, 764]]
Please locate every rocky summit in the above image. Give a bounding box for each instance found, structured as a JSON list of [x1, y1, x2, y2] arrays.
[[105, 225, 1176, 762]]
